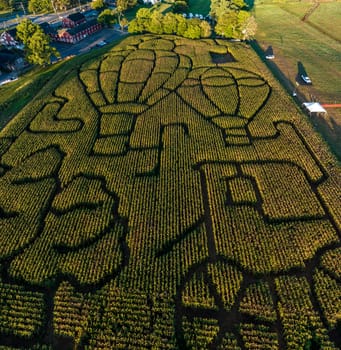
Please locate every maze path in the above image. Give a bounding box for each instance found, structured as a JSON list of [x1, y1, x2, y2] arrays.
[[0, 35, 340, 349]]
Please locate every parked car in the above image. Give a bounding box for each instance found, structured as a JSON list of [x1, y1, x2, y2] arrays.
[[96, 40, 107, 48], [265, 54, 275, 60], [301, 75, 312, 84]]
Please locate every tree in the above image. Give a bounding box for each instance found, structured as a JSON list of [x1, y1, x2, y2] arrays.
[[16, 19, 59, 65], [175, 13, 187, 36], [148, 10, 163, 34], [16, 18, 40, 45], [200, 20, 212, 38], [240, 14, 257, 40], [98, 8, 116, 27], [28, 0, 51, 14], [0, 0, 11, 11], [183, 18, 201, 39], [215, 9, 250, 39], [128, 18, 141, 33], [210, 0, 247, 19], [173, 1, 188, 14], [52, 0, 70, 12], [117, 0, 137, 11], [119, 16, 128, 31], [91, 0, 105, 10], [128, 7, 151, 33], [26, 29, 59, 65], [162, 12, 177, 35]]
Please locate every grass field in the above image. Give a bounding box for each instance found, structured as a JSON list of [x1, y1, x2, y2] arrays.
[[0, 34, 340, 349], [307, 1, 341, 42], [187, 0, 211, 15], [254, 1, 341, 158]]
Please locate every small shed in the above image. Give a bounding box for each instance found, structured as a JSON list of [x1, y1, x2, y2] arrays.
[[302, 102, 327, 116]]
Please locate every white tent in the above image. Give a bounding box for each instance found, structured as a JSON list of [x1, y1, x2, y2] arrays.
[[302, 102, 327, 115]]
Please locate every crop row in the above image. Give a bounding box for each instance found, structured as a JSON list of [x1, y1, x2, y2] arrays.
[[239, 282, 277, 322], [0, 282, 44, 338]]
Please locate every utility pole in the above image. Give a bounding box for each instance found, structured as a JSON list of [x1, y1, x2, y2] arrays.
[[50, 0, 57, 13], [20, 1, 26, 15]]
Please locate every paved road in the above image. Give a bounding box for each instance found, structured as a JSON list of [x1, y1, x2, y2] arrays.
[[0, 4, 91, 29], [52, 27, 128, 60], [0, 27, 128, 86]]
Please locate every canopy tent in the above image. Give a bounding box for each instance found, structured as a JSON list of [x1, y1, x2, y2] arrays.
[[302, 102, 327, 115]]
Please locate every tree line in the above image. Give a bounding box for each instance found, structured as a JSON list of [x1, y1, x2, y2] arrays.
[[128, 0, 257, 40], [211, 0, 257, 40], [129, 9, 211, 39], [15, 19, 59, 65]]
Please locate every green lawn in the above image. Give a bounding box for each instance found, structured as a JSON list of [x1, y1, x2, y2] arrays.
[[255, 3, 341, 103], [187, 0, 211, 15], [279, 1, 312, 18], [308, 2, 341, 42]]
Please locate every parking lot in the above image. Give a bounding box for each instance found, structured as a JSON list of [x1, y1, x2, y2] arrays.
[[52, 27, 128, 60]]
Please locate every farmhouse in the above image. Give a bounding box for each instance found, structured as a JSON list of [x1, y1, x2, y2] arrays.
[[53, 19, 102, 44], [0, 29, 18, 47], [62, 12, 86, 28]]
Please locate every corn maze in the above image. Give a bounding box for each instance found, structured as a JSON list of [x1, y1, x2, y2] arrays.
[[0, 34, 340, 349]]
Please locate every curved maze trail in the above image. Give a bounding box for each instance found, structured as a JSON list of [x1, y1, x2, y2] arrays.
[[0, 34, 340, 349]]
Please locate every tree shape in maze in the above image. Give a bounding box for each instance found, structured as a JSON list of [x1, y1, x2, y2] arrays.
[[0, 35, 340, 348], [0, 148, 128, 287]]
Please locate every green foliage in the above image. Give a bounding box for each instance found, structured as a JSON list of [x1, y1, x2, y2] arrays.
[[148, 10, 164, 34], [98, 8, 116, 26], [91, 0, 105, 10], [210, 0, 256, 39], [200, 19, 212, 38], [215, 9, 251, 39], [173, 0, 188, 14], [211, 0, 248, 18], [16, 18, 40, 45], [128, 8, 211, 38], [16, 19, 60, 65], [183, 18, 201, 39], [28, 0, 52, 13], [26, 28, 59, 65], [117, 0, 137, 11], [162, 12, 178, 34], [52, 0, 71, 11], [0, 0, 11, 10]]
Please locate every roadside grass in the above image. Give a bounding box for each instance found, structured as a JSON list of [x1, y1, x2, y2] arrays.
[[187, 0, 211, 15], [0, 37, 124, 130], [125, 4, 151, 20], [0, 65, 63, 130], [0, 9, 12, 18]]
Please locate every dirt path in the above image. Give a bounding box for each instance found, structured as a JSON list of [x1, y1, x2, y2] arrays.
[[302, 0, 320, 22]]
